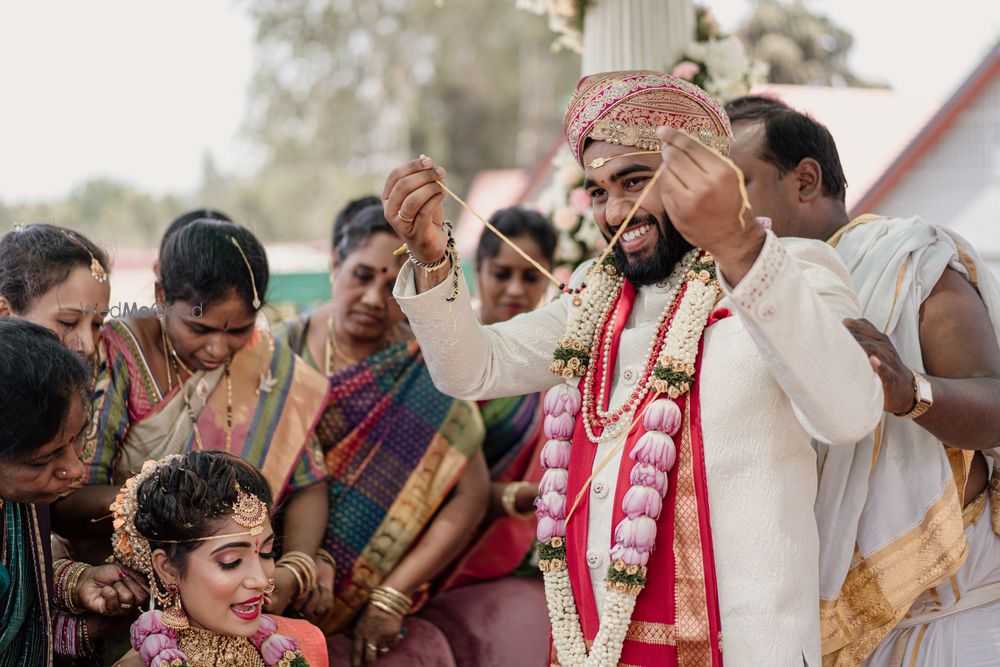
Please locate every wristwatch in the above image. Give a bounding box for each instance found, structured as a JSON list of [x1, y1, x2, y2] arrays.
[[895, 371, 933, 419]]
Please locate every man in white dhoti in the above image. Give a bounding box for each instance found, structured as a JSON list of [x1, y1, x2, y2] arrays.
[[726, 95, 1000, 667], [381, 71, 883, 666]]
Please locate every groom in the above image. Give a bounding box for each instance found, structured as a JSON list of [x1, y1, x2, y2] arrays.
[[382, 71, 883, 666]]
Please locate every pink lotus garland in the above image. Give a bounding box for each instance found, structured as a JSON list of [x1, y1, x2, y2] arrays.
[[131, 610, 308, 667]]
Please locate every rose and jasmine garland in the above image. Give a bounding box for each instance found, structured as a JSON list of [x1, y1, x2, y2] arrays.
[[537, 250, 720, 666]]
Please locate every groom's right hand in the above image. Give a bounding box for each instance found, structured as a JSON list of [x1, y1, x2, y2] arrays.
[[382, 156, 449, 265]]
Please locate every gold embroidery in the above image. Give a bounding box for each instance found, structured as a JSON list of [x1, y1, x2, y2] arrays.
[[626, 620, 677, 646], [674, 405, 713, 667], [826, 214, 888, 247], [908, 624, 929, 667], [819, 482, 968, 666], [990, 465, 1000, 536], [953, 241, 980, 290], [962, 490, 987, 528]]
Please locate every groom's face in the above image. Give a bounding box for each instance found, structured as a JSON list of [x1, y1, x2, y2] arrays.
[[582, 141, 693, 286]]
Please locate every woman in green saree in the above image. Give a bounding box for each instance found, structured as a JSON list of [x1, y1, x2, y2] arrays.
[[0, 320, 148, 666], [276, 201, 489, 665], [58, 217, 334, 617]]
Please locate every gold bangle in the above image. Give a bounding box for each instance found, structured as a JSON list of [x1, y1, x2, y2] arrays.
[[369, 598, 405, 619], [315, 548, 336, 569], [277, 563, 305, 598], [501, 481, 535, 519], [370, 585, 413, 615]]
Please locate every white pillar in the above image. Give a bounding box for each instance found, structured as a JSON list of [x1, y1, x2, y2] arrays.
[[581, 0, 694, 76]]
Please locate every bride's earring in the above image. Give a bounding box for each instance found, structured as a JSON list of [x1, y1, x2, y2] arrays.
[[161, 583, 189, 631]]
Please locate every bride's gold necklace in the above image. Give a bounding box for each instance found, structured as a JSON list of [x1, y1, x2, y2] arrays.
[[160, 319, 233, 450], [176, 627, 266, 667]]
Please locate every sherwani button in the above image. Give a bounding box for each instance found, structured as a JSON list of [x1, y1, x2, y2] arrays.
[[593, 480, 609, 499], [586, 550, 603, 568], [622, 367, 636, 385]]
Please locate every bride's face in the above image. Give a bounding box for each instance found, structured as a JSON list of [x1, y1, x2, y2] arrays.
[[157, 516, 277, 638]]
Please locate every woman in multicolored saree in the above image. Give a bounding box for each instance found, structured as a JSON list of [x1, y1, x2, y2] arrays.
[[439, 207, 557, 590], [276, 201, 488, 665], [60, 217, 334, 617]]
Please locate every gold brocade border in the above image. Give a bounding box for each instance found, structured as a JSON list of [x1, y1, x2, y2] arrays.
[[627, 620, 678, 646], [826, 214, 889, 247], [819, 481, 968, 667], [991, 465, 1000, 536], [674, 406, 712, 666], [317, 430, 472, 634]]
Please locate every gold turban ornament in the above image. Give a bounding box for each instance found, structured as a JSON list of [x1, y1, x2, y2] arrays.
[[562, 70, 733, 166]]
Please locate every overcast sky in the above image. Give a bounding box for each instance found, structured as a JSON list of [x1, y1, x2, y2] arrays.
[[1, 1, 997, 202]]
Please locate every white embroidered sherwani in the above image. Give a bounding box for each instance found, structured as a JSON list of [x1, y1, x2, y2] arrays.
[[394, 231, 883, 666]]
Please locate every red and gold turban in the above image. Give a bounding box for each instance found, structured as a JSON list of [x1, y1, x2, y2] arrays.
[[562, 70, 732, 166]]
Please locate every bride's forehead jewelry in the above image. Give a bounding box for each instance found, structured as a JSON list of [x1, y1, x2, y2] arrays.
[[229, 236, 261, 310], [61, 229, 109, 284], [231, 483, 268, 536], [111, 458, 271, 578]]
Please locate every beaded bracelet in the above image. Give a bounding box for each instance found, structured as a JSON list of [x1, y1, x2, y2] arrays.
[[406, 220, 461, 302]]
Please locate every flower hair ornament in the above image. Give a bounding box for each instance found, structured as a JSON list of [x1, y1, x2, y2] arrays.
[[110, 458, 308, 667]]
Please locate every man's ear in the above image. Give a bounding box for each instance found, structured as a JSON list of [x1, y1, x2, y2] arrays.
[[795, 158, 824, 203], [0, 296, 14, 317]]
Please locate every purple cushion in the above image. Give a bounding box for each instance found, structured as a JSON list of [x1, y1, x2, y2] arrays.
[[419, 577, 550, 667], [327, 615, 457, 666]]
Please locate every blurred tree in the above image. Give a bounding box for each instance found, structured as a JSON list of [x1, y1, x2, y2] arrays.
[[737, 0, 885, 87], [240, 0, 580, 240]]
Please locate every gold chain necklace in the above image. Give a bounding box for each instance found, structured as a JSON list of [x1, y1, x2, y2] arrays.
[[159, 319, 233, 450], [323, 311, 362, 376]]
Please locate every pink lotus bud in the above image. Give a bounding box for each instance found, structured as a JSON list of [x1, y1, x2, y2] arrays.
[[539, 439, 571, 470], [672, 60, 701, 81], [629, 431, 677, 471], [536, 515, 566, 542], [629, 463, 668, 498], [544, 412, 576, 440], [642, 399, 682, 436], [151, 650, 189, 667], [261, 634, 299, 665], [534, 491, 567, 520], [140, 634, 177, 663], [250, 614, 279, 648], [539, 468, 568, 495], [621, 485, 663, 520], [614, 516, 657, 550], [544, 383, 582, 417], [131, 612, 175, 650], [610, 544, 651, 567]]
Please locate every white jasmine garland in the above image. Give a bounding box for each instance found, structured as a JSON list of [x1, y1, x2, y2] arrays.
[[540, 253, 720, 665]]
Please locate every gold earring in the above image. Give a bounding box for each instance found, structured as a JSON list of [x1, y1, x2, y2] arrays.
[[161, 583, 189, 631]]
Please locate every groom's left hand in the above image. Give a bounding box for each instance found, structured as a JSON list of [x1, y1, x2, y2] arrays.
[[657, 127, 765, 285]]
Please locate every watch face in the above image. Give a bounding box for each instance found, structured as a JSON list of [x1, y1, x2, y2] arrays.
[[915, 373, 933, 403]]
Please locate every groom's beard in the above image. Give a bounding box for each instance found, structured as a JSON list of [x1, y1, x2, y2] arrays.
[[610, 213, 694, 286]]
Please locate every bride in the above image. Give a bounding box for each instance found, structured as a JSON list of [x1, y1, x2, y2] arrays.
[[110, 451, 327, 666]]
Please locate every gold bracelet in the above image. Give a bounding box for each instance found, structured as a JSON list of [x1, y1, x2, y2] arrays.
[[277, 551, 318, 599], [501, 481, 535, 519], [315, 548, 336, 569], [370, 585, 413, 615], [369, 598, 406, 619], [277, 563, 305, 599]]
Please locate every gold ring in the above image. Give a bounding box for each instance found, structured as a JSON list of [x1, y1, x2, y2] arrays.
[[398, 212, 415, 223]]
